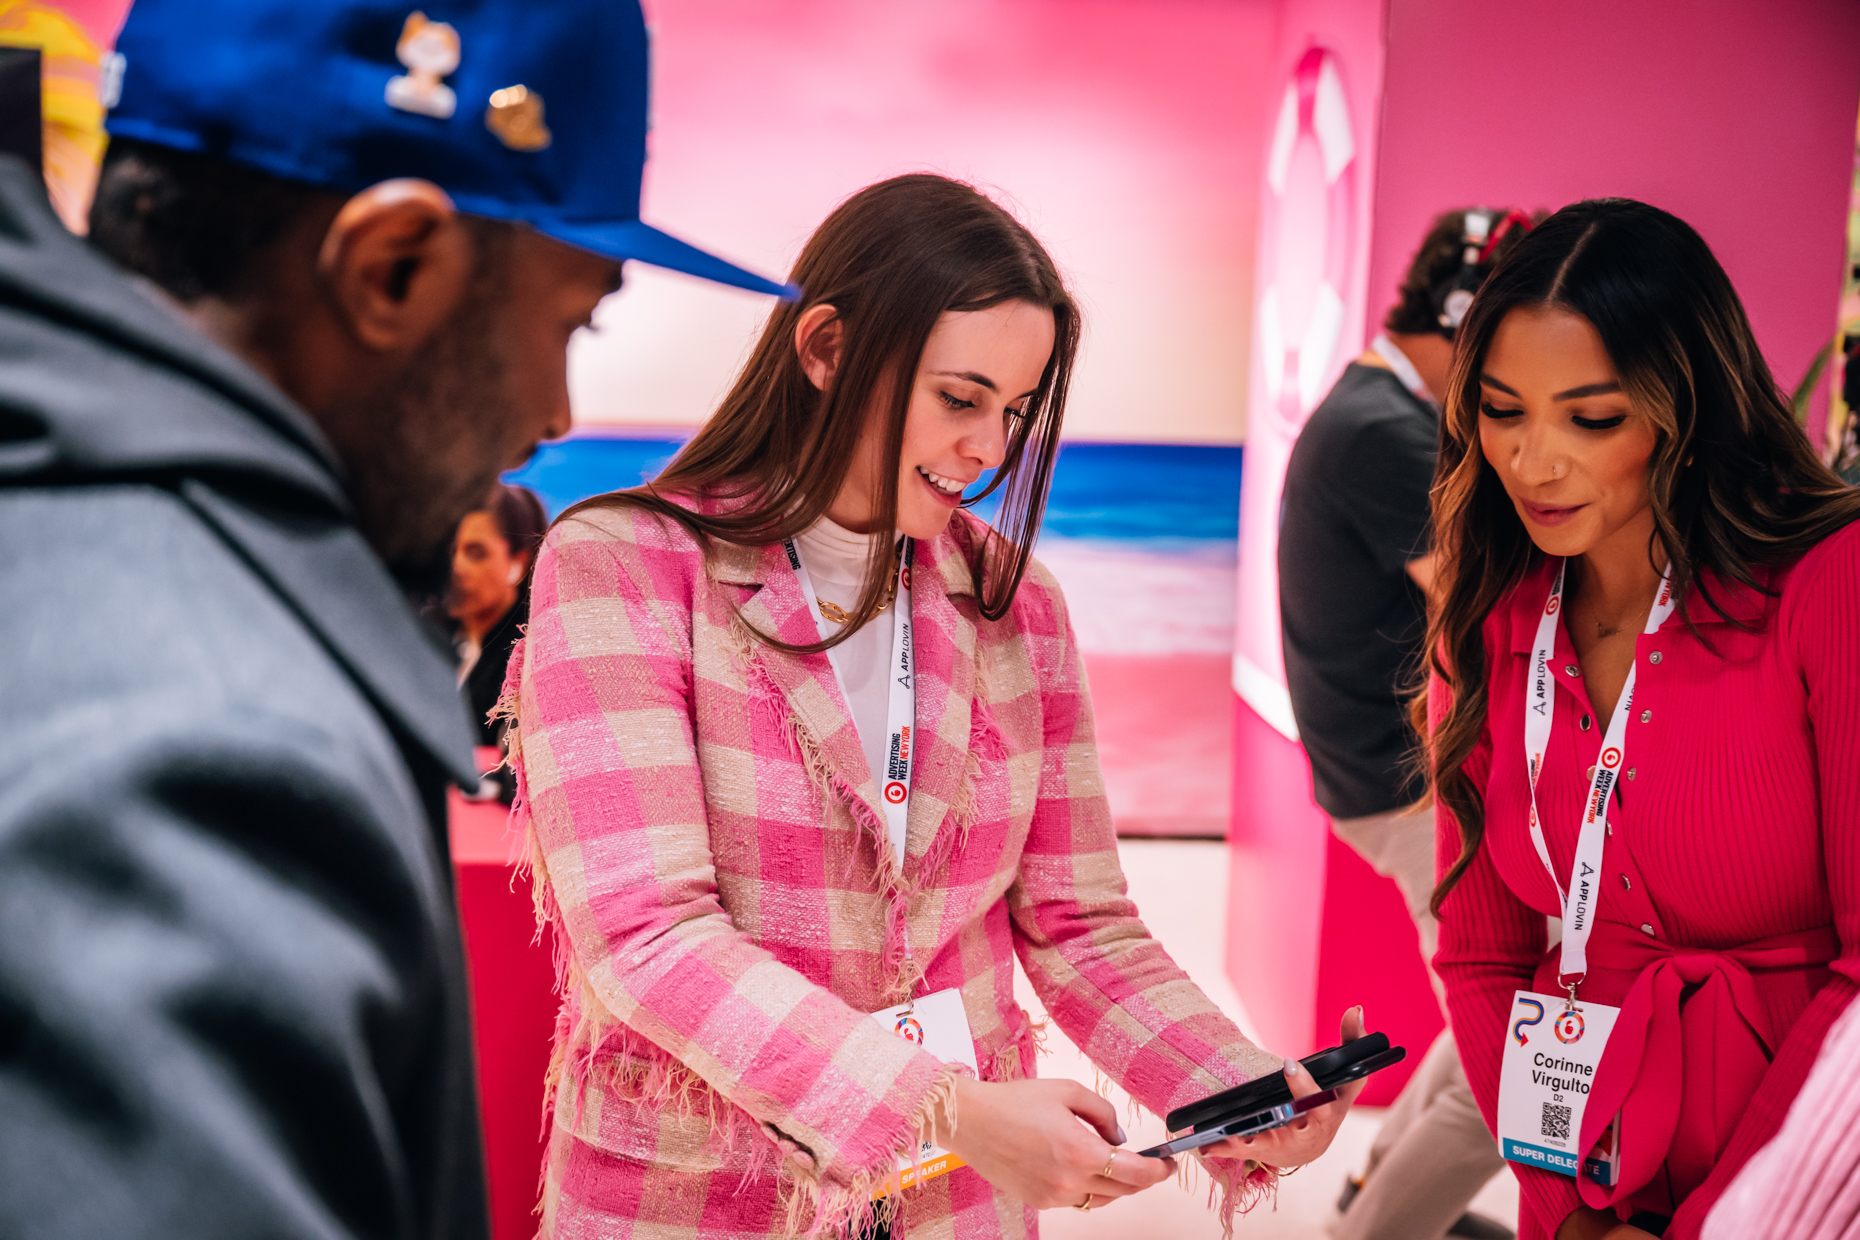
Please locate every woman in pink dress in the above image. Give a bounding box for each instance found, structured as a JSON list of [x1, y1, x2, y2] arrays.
[[1419, 196, 1860, 1240], [504, 174, 1366, 1239]]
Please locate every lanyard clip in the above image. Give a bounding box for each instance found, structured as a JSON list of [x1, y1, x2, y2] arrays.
[[1558, 974, 1584, 1011]]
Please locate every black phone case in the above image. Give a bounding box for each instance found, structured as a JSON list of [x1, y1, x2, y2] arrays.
[[1137, 1045, 1408, 1158], [1165, 1032, 1392, 1134]]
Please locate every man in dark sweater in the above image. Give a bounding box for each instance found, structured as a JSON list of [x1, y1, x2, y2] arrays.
[[0, 2, 788, 1237], [1280, 209, 1534, 1240]]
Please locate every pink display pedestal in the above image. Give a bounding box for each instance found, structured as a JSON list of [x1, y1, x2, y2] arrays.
[[451, 785, 557, 1240], [1226, 697, 1441, 1106]]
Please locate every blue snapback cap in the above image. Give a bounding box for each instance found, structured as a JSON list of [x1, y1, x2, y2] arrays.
[[105, 0, 796, 298]]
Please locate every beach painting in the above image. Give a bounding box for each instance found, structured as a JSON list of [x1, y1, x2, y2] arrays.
[[506, 431, 1242, 838]]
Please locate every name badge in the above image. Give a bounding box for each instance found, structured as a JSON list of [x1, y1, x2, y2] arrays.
[[868, 987, 978, 1196], [1496, 990, 1620, 1185]]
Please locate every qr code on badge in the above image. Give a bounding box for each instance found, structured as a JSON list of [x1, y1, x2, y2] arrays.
[[1541, 1102, 1571, 1141]]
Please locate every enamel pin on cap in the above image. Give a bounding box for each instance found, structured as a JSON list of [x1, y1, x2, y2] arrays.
[[384, 12, 459, 119]]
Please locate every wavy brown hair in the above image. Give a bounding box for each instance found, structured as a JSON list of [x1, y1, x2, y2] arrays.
[[563, 174, 1077, 652], [1422, 198, 1860, 913]]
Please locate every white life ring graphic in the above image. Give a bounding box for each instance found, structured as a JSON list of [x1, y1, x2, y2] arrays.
[[1256, 46, 1358, 431]]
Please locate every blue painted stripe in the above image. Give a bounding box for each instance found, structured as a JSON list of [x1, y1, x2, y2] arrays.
[[503, 433, 1245, 544]]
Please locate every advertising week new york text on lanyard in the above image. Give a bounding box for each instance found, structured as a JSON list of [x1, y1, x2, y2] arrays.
[[1495, 558, 1676, 1186], [783, 536, 979, 1195]]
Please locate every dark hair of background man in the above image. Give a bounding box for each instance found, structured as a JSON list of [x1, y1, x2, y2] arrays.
[[1384, 210, 1478, 337], [1383, 209, 1542, 338]]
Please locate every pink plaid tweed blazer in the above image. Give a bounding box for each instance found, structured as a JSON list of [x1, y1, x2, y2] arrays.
[[506, 495, 1280, 1239]]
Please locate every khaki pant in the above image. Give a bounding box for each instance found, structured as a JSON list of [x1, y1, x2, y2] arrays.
[[1326, 805, 1507, 1240]]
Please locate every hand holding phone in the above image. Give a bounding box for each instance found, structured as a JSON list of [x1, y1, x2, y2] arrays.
[[935, 1075, 1177, 1210], [1142, 1005, 1382, 1169]]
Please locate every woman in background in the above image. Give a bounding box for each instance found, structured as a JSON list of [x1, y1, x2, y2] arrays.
[[506, 174, 1364, 1240], [450, 481, 546, 744], [1420, 198, 1860, 1240]]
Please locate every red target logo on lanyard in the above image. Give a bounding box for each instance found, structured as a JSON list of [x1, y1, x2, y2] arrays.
[[1601, 747, 1622, 768], [1545, 596, 1561, 616], [884, 782, 907, 805]]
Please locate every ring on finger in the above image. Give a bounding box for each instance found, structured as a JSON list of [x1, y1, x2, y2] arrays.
[[1073, 1194, 1093, 1212], [1102, 1152, 1118, 1180]]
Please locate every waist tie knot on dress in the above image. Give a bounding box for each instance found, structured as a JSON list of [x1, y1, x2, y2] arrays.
[[1573, 921, 1838, 1211]]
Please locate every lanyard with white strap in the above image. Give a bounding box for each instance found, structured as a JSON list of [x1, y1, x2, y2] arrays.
[[777, 550, 969, 1193], [1523, 558, 1676, 1002], [782, 536, 917, 856], [1370, 334, 1438, 409]]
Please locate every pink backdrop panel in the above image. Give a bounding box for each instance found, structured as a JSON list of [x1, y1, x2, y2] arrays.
[[1228, 0, 1430, 1097], [588, 0, 1279, 441], [1366, 0, 1860, 442], [1232, 0, 1387, 704], [1313, 831, 1443, 1105], [1226, 699, 1329, 1060]]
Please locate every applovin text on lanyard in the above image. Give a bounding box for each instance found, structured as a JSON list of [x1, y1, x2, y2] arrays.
[[785, 537, 979, 1198], [782, 537, 916, 857], [1493, 557, 1676, 1184], [1524, 557, 1676, 995]]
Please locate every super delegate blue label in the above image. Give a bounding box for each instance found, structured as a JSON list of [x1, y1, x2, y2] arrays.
[[1503, 1139, 1581, 1177]]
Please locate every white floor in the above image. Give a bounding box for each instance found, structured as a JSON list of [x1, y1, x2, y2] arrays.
[[1017, 839, 1520, 1239]]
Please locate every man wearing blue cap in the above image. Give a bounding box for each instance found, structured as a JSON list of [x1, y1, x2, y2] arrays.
[[0, 3, 788, 1238]]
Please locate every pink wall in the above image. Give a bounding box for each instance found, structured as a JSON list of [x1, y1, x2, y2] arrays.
[[575, 0, 1276, 442], [1366, 0, 1860, 442]]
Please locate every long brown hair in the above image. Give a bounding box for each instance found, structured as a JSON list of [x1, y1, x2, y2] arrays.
[[565, 174, 1078, 650], [1422, 197, 1860, 912]]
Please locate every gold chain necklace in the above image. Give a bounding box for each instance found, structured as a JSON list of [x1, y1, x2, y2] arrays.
[[816, 542, 902, 626]]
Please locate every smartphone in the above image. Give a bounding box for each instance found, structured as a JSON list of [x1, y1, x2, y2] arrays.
[[1139, 1088, 1340, 1158], [1138, 1044, 1407, 1158], [1159, 1034, 1402, 1137]]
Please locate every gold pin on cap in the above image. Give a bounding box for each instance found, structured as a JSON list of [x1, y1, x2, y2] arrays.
[[485, 85, 551, 151]]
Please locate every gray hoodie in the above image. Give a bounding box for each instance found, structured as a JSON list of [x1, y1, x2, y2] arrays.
[[0, 158, 488, 1240]]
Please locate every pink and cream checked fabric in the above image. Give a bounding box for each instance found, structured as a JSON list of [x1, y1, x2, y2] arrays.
[[509, 495, 1282, 1239]]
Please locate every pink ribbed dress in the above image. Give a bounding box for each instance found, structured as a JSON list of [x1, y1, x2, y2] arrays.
[[1432, 522, 1860, 1240]]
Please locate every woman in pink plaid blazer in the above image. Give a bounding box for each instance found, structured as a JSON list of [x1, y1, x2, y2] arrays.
[[507, 175, 1367, 1240]]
